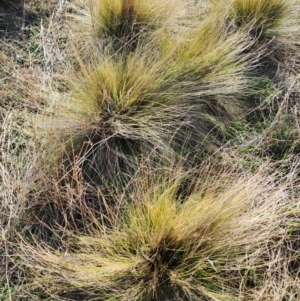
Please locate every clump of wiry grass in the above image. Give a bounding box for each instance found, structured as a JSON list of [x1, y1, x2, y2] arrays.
[[229, 0, 288, 37], [91, 0, 179, 53], [161, 16, 259, 114], [16, 163, 300, 300], [54, 52, 192, 186], [227, 0, 300, 79], [51, 15, 259, 187]]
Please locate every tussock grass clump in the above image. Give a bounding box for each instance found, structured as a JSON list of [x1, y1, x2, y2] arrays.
[[57, 52, 190, 185], [93, 0, 178, 53], [229, 0, 288, 37], [53, 17, 258, 187], [228, 0, 300, 79], [163, 17, 257, 114], [17, 165, 300, 300]]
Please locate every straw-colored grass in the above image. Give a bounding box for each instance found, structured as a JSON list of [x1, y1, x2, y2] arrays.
[[16, 164, 300, 300], [53, 15, 258, 186], [1, 1, 300, 300], [92, 0, 179, 53], [229, 0, 288, 36], [227, 0, 300, 79]]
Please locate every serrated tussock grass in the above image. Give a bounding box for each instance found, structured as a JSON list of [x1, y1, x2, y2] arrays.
[[17, 164, 300, 301], [56, 52, 192, 186], [2, 0, 300, 300], [54, 16, 259, 186], [227, 0, 300, 79], [93, 0, 178, 53], [162, 16, 258, 113], [229, 0, 288, 37]]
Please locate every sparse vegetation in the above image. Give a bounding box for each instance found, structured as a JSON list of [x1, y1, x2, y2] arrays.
[[1, 0, 300, 300]]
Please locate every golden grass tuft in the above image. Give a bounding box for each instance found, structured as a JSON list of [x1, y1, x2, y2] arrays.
[[229, 0, 288, 36], [17, 164, 300, 300], [93, 0, 179, 53], [51, 16, 259, 187], [227, 0, 300, 79]]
